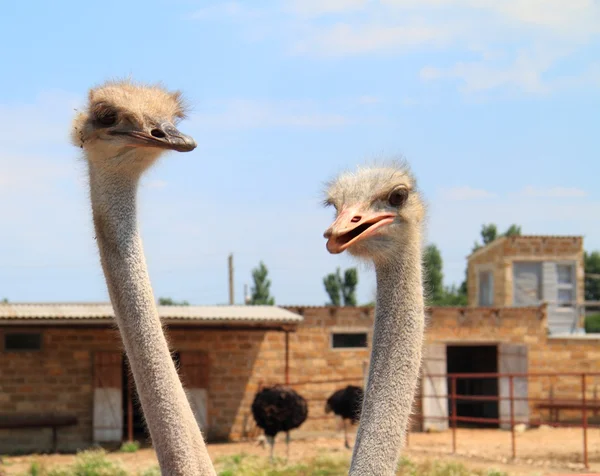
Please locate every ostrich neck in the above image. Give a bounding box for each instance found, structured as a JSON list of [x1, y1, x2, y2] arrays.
[[349, 236, 425, 475], [88, 160, 216, 476]]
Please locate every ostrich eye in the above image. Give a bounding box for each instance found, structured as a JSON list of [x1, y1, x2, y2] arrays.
[[388, 186, 409, 207], [95, 109, 118, 127]]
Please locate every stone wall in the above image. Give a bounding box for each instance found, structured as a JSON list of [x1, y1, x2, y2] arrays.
[[467, 236, 584, 307]]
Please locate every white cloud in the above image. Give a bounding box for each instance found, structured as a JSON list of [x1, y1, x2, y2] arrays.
[[188, 2, 262, 20], [439, 186, 496, 201], [292, 22, 455, 56], [519, 186, 588, 198], [287, 0, 371, 16], [190, 99, 353, 128]]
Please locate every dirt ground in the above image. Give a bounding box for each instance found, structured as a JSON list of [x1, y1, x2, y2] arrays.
[[2, 427, 600, 475]]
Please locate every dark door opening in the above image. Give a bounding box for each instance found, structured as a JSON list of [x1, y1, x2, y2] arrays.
[[446, 345, 498, 428], [122, 351, 181, 442]]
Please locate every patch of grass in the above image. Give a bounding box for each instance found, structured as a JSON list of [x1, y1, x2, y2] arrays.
[[397, 457, 507, 476], [215, 452, 348, 476], [137, 467, 160, 476], [214, 453, 506, 476], [118, 441, 140, 454], [22, 450, 127, 476]]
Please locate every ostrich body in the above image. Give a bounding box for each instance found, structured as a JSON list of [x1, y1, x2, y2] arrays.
[[325, 385, 364, 449], [251, 385, 308, 461], [323, 162, 426, 475], [71, 80, 216, 476]]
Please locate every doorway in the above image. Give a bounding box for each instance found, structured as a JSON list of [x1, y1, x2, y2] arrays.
[[122, 351, 181, 442], [446, 345, 499, 428]]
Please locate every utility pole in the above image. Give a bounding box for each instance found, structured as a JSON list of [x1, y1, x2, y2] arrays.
[[244, 284, 250, 305], [228, 254, 234, 305]]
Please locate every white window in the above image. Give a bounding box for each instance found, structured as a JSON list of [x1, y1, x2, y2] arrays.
[[478, 270, 494, 306], [557, 264, 575, 308]]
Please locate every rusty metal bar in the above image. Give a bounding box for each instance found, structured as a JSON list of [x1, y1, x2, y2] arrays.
[[451, 376, 457, 454], [284, 331, 290, 385], [509, 375, 516, 460], [127, 374, 133, 442], [582, 373, 588, 469], [425, 372, 600, 378]]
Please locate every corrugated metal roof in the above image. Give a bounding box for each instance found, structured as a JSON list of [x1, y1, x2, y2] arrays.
[[0, 303, 302, 324]]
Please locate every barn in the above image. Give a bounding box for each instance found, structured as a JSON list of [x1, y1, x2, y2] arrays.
[[1, 235, 598, 453]]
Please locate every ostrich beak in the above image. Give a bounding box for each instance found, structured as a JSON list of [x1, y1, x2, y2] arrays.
[[323, 206, 395, 254], [111, 122, 197, 152]]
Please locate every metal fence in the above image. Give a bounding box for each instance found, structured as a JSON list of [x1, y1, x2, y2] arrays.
[[414, 371, 600, 469], [251, 371, 600, 469]]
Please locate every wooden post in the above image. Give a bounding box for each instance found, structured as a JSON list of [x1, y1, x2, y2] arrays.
[[228, 254, 234, 305]]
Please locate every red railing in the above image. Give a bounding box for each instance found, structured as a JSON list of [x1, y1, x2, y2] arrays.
[[414, 372, 600, 469], [254, 372, 600, 468]]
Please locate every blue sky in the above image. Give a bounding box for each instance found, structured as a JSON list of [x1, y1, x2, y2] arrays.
[[1, 0, 599, 305]]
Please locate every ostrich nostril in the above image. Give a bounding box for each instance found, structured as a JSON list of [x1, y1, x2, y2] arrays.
[[351, 216, 361, 223], [150, 129, 166, 139]]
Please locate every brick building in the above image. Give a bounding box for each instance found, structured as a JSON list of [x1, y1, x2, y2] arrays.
[[1, 301, 599, 453], [466, 235, 585, 334]]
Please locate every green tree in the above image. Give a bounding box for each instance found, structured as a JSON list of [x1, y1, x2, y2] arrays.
[[424, 244, 444, 303], [323, 267, 359, 306], [158, 297, 189, 306], [323, 271, 342, 306], [250, 261, 275, 305], [1, 298, 7, 303], [504, 224, 522, 237], [341, 268, 358, 306], [585, 251, 600, 302]]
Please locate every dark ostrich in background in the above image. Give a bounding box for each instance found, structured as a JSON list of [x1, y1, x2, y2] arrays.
[[251, 385, 308, 462], [325, 385, 364, 449]]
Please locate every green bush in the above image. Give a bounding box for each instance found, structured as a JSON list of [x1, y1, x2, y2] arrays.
[[119, 441, 140, 453], [585, 313, 600, 333]]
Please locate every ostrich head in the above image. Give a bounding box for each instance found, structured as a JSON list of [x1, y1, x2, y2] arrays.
[[71, 79, 196, 174], [323, 161, 425, 263]]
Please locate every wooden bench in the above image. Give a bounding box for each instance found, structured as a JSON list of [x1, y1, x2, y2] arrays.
[[0, 413, 78, 453]]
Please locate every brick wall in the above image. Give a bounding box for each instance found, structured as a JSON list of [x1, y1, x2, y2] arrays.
[[0, 308, 373, 452], [1, 303, 598, 453], [0, 327, 120, 453]]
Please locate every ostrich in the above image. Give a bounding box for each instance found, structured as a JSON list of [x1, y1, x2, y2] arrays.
[[71, 80, 216, 476], [325, 385, 364, 449], [323, 161, 426, 475], [251, 385, 308, 462]]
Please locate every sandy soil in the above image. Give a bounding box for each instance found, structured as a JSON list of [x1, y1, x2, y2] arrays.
[[2, 428, 600, 475]]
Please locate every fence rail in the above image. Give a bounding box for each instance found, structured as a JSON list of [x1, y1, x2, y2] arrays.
[[413, 371, 600, 468]]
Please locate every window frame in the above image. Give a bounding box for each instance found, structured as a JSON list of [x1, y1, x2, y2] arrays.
[[329, 328, 369, 351], [555, 261, 577, 310], [475, 264, 495, 307], [2, 330, 44, 352]]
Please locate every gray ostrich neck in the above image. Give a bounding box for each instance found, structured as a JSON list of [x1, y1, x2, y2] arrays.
[[349, 238, 425, 475], [88, 161, 215, 476]]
